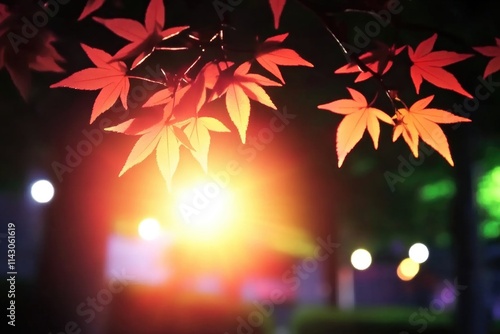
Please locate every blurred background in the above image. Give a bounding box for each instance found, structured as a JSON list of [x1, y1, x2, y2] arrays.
[[1, 0, 500, 333]]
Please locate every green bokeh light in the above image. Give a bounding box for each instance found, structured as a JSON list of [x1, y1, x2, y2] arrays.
[[477, 166, 500, 219], [419, 179, 456, 202], [477, 166, 500, 239], [481, 220, 500, 239]]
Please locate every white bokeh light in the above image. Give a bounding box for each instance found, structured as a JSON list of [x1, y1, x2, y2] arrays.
[[409, 243, 429, 264], [138, 218, 161, 241], [351, 249, 372, 270], [30, 180, 55, 203]]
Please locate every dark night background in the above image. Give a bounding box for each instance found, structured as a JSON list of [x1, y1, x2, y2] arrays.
[[1, 0, 500, 333]]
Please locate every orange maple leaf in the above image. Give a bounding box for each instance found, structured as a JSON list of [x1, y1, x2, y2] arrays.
[[473, 38, 500, 78], [335, 44, 405, 82], [50, 44, 129, 124], [210, 62, 281, 143], [114, 123, 182, 191], [256, 33, 313, 84], [78, 0, 106, 21], [409, 33, 473, 98], [106, 114, 190, 191], [318, 88, 394, 167], [183, 117, 231, 173], [269, 0, 287, 29], [392, 95, 471, 166], [94, 0, 189, 69]]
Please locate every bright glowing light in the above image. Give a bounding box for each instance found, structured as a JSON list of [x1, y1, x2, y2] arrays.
[[138, 218, 161, 240], [30, 180, 55, 203], [175, 183, 235, 238], [350, 249, 372, 270], [397, 258, 420, 281], [409, 243, 429, 263]]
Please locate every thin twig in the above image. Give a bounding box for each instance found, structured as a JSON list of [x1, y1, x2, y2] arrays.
[[294, 0, 399, 114]]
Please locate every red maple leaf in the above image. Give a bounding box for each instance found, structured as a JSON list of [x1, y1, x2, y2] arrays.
[[106, 74, 208, 190], [50, 44, 129, 123], [0, 4, 10, 38], [210, 62, 282, 143], [256, 33, 313, 84], [94, 0, 189, 69], [269, 0, 287, 29], [409, 33, 473, 98], [142, 76, 205, 126], [318, 88, 394, 167], [335, 43, 405, 82], [0, 4, 65, 100], [473, 38, 500, 78], [78, 0, 106, 21]]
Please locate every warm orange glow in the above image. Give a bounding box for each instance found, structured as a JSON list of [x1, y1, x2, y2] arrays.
[[138, 218, 161, 240], [397, 258, 420, 281], [106, 144, 314, 297]]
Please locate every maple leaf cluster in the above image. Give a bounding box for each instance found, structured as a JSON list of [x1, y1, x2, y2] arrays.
[[323, 33, 486, 167], [1, 0, 498, 190], [48, 0, 312, 190]]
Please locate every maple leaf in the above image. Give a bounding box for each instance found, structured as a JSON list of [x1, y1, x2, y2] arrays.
[[112, 122, 181, 191], [334, 43, 405, 82], [106, 73, 209, 189], [106, 107, 164, 136], [408, 33, 473, 98], [256, 33, 313, 84], [78, 0, 106, 21], [156, 125, 183, 191], [50, 44, 129, 123], [392, 95, 471, 166], [142, 73, 206, 126], [107, 116, 188, 191], [0, 4, 10, 38], [94, 0, 189, 69], [317, 88, 394, 167], [201, 61, 233, 90], [183, 117, 230, 173], [473, 38, 500, 78], [269, 0, 287, 29], [210, 62, 281, 143], [0, 3, 65, 100]]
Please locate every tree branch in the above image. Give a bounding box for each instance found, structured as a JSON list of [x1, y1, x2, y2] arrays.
[[294, 0, 399, 114]]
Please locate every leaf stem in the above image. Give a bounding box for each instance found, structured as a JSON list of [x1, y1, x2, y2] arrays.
[[128, 76, 167, 86], [395, 97, 409, 110], [154, 46, 189, 51]]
